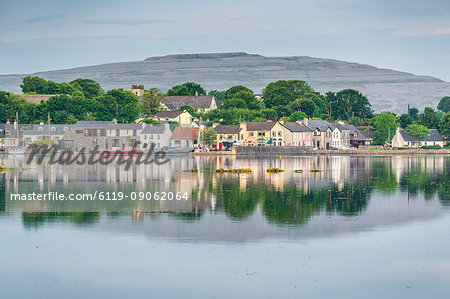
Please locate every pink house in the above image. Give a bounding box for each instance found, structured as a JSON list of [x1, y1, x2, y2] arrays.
[[281, 122, 313, 147]]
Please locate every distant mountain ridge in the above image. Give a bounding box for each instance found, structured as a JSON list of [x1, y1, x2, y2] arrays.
[[0, 52, 448, 113]]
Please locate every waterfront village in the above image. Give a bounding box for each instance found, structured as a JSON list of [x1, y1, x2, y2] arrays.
[[0, 78, 449, 154]]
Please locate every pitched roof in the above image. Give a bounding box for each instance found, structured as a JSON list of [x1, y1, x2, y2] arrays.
[[154, 111, 184, 118], [360, 130, 376, 139], [282, 122, 312, 132], [23, 124, 74, 136], [342, 124, 370, 141], [75, 121, 115, 129], [214, 125, 241, 134], [398, 129, 443, 142], [166, 95, 215, 110], [141, 125, 169, 134], [107, 123, 142, 130], [330, 123, 349, 131], [170, 127, 199, 140], [246, 121, 277, 131], [18, 94, 69, 104], [306, 120, 330, 132]]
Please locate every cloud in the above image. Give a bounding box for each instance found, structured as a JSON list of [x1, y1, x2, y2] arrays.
[[26, 14, 66, 24], [83, 18, 165, 25], [434, 28, 450, 35]]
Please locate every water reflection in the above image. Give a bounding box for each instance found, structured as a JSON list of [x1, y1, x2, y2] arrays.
[[0, 155, 449, 238]]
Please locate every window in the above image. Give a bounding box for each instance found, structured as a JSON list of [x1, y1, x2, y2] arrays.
[[278, 131, 282, 137], [219, 135, 223, 140], [150, 135, 153, 140], [38, 127, 43, 132], [157, 135, 160, 140], [51, 127, 56, 132], [228, 135, 232, 140], [249, 132, 253, 137], [64, 127, 68, 132]]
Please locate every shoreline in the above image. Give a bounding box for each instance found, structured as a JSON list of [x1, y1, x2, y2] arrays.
[[191, 148, 450, 156]]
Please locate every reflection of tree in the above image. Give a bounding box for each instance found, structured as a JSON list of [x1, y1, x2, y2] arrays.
[[437, 170, 449, 205], [217, 183, 260, 219], [22, 212, 100, 228], [372, 161, 398, 194], [262, 184, 320, 225], [326, 181, 371, 216], [400, 171, 432, 197]]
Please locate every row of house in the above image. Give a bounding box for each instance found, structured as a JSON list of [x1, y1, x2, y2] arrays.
[[213, 119, 373, 150]]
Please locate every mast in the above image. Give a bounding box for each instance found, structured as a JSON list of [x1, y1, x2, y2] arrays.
[[48, 113, 51, 146]]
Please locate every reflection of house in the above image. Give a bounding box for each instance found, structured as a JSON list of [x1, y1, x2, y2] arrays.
[[213, 125, 241, 150], [239, 121, 289, 146], [73, 121, 115, 152], [170, 127, 199, 149], [344, 125, 371, 148], [2, 123, 20, 147], [302, 119, 332, 150], [140, 124, 172, 150], [281, 122, 313, 146], [23, 124, 74, 146], [164, 95, 217, 112], [392, 128, 444, 148], [106, 123, 143, 150], [149, 111, 193, 126]]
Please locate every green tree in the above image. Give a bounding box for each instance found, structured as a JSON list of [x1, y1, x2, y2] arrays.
[[326, 89, 373, 120], [418, 107, 439, 129], [66, 114, 78, 124], [69, 78, 103, 99], [399, 113, 413, 128], [437, 96, 450, 113], [262, 80, 313, 108], [224, 85, 253, 100], [21, 76, 48, 94], [439, 113, 450, 137], [288, 98, 318, 117], [167, 82, 206, 96], [409, 107, 419, 120], [106, 89, 139, 123], [288, 111, 308, 122], [263, 87, 296, 108], [208, 90, 226, 102], [373, 112, 399, 144], [199, 128, 217, 147], [405, 124, 430, 146], [140, 88, 168, 116], [179, 105, 197, 117]]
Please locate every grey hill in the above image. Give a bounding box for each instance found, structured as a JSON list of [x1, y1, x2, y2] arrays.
[[1, 52, 449, 113]]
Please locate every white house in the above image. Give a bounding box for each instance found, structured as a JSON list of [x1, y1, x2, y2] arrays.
[[139, 124, 172, 150]]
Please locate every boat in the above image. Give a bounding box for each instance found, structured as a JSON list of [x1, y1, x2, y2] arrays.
[[164, 148, 194, 155], [8, 146, 25, 155]]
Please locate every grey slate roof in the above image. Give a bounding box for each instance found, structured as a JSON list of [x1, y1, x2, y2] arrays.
[[343, 124, 370, 141], [214, 125, 241, 134], [153, 111, 184, 118], [75, 121, 114, 129], [398, 129, 443, 142], [246, 121, 277, 131], [23, 124, 74, 136], [306, 120, 330, 132], [141, 125, 168, 134], [282, 122, 312, 132], [107, 123, 142, 130], [166, 95, 215, 110]]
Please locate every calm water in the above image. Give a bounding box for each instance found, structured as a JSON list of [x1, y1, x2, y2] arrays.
[[0, 155, 449, 298]]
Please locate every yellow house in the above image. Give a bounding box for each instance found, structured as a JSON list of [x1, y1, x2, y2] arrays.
[[149, 111, 194, 126], [213, 124, 242, 149], [239, 121, 290, 146]]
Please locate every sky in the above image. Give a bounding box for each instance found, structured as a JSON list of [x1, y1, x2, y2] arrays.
[[0, 0, 449, 81]]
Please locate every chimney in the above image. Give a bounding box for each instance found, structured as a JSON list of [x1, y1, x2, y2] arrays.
[[112, 118, 118, 124], [195, 91, 198, 96], [303, 117, 308, 126], [212, 123, 219, 128]]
